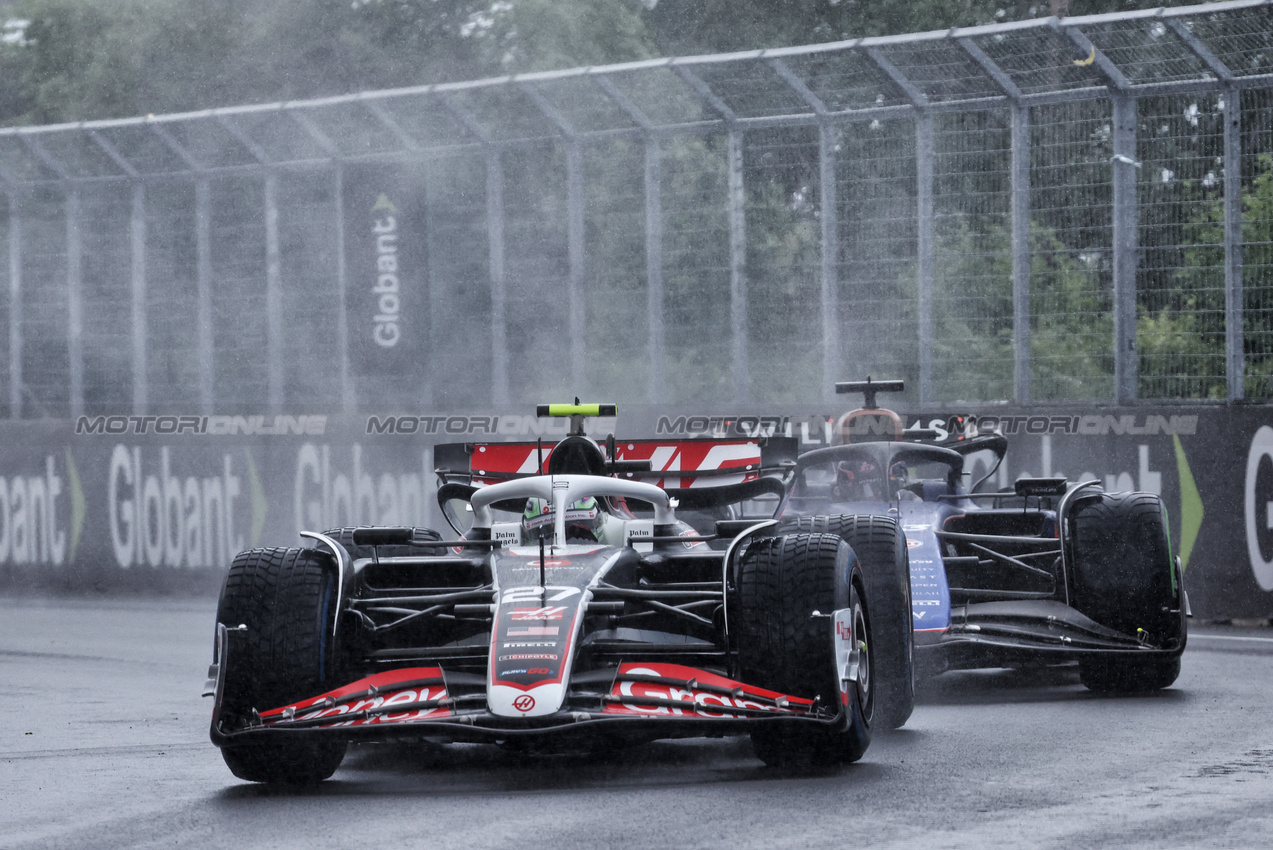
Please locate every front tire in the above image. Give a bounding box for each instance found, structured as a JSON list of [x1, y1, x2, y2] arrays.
[[215, 547, 347, 784], [735, 533, 872, 767], [1079, 655, 1181, 693], [784, 515, 914, 729], [1069, 492, 1186, 693]]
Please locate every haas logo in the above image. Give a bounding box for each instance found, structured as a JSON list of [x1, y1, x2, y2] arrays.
[[512, 695, 536, 713], [511, 607, 566, 621]]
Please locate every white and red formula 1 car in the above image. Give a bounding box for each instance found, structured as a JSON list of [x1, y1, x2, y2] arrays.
[[206, 404, 907, 783]]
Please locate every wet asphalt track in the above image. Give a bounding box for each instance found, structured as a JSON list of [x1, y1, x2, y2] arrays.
[[3, 595, 1272, 849]]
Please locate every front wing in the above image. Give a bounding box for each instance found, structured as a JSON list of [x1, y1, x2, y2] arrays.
[[208, 628, 838, 746], [914, 599, 1187, 672]]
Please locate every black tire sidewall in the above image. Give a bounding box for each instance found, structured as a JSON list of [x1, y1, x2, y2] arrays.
[[735, 532, 872, 765], [215, 547, 346, 783], [1069, 492, 1181, 641], [783, 514, 914, 729], [217, 546, 340, 713]]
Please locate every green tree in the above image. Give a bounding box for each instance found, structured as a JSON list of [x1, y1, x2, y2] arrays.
[[639, 0, 1204, 55], [487, 0, 656, 72], [0, 0, 658, 125], [872, 213, 1112, 403], [1171, 154, 1273, 398]]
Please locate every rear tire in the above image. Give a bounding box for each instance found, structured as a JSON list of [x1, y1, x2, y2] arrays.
[[784, 515, 914, 729], [735, 533, 872, 767], [1069, 492, 1185, 693], [216, 547, 347, 784]]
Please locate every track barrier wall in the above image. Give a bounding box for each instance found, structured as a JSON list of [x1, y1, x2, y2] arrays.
[[0, 403, 1270, 621]]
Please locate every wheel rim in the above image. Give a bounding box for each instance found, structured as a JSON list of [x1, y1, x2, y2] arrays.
[[851, 598, 871, 710]]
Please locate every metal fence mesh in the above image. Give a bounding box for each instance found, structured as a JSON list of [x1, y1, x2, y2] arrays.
[[1137, 93, 1228, 400], [425, 153, 491, 408], [661, 135, 731, 405], [2, 0, 1273, 416], [210, 176, 270, 410], [78, 183, 133, 413], [932, 109, 1014, 403], [581, 139, 650, 400], [1029, 99, 1116, 401], [1243, 86, 1273, 398], [744, 127, 822, 404], [143, 181, 201, 412], [503, 146, 571, 403], [1, 199, 9, 418], [837, 118, 920, 392], [16, 189, 71, 417]]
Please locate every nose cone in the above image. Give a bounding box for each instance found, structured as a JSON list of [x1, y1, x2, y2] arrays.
[[488, 682, 567, 718]]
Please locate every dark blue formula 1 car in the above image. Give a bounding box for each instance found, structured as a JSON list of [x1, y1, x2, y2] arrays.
[[777, 379, 1188, 717]]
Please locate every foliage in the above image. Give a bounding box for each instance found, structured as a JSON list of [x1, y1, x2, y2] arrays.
[[1, 1, 1214, 125], [1171, 153, 1273, 398], [640, 0, 1204, 54], [0, 0, 656, 125], [879, 212, 1116, 403], [1, 0, 1265, 406]]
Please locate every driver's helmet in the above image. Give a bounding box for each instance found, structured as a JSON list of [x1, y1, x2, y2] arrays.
[[522, 496, 603, 542], [889, 461, 909, 489], [835, 458, 882, 500]]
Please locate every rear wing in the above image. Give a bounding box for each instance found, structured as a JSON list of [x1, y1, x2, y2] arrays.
[[435, 436, 798, 489]]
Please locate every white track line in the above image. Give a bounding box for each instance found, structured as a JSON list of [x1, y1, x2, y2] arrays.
[[1190, 633, 1273, 644]]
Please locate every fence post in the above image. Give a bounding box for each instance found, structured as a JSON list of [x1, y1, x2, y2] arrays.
[[7, 193, 21, 419], [916, 113, 935, 405], [645, 136, 664, 404], [486, 150, 509, 406], [728, 130, 749, 404], [67, 186, 83, 419], [265, 173, 283, 409], [195, 179, 214, 413], [567, 141, 586, 394], [130, 182, 148, 413], [334, 166, 354, 411], [1011, 104, 1032, 405], [820, 121, 839, 403], [1224, 84, 1244, 400], [1112, 92, 1139, 404]]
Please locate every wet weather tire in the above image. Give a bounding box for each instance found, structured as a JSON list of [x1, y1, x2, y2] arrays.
[[215, 547, 347, 784], [735, 533, 872, 767], [783, 515, 914, 729], [1069, 492, 1186, 693], [1079, 655, 1182, 693]]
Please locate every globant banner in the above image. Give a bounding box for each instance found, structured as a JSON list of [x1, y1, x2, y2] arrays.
[[0, 404, 1269, 621], [343, 164, 427, 376]]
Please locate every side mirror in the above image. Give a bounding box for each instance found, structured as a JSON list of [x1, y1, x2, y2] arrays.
[[437, 482, 479, 535], [351, 527, 413, 546], [1014, 476, 1068, 497], [441, 497, 475, 535]]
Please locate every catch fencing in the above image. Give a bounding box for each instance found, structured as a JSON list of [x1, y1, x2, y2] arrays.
[[2, 0, 1273, 415]]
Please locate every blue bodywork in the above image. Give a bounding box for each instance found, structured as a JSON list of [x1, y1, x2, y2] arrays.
[[896, 500, 954, 638], [775, 432, 1181, 672]]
